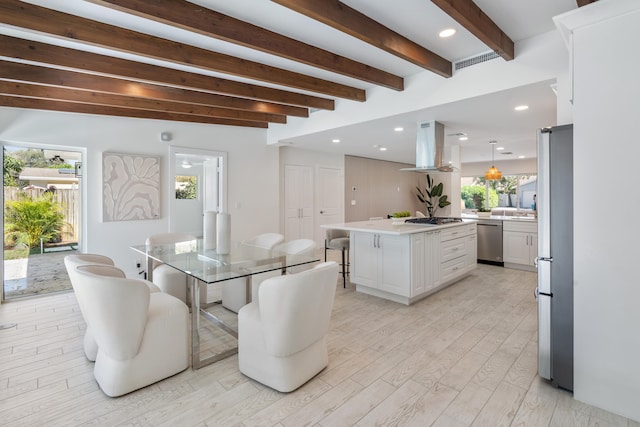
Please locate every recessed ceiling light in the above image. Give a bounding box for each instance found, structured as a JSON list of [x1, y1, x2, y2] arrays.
[[459, 136, 468, 141], [518, 155, 525, 159], [332, 139, 340, 143], [496, 147, 505, 151], [514, 105, 529, 111], [439, 28, 456, 38], [394, 127, 404, 132], [379, 147, 387, 151]]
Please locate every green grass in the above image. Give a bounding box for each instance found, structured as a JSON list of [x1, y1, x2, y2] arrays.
[[3, 247, 29, 260]]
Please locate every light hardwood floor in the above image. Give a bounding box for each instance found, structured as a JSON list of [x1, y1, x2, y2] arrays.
[[1, 257, 637, 426]]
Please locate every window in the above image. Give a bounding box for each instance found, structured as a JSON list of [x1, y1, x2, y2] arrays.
[[175, 175, 197, 200], [461, 175, 537, 211]]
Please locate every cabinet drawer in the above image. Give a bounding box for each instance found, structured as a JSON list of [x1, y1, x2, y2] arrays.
[[441, 238, 466, 262], [503, 221, 537, 233], [440, 257, 466, 282], [440, 225, 471, 242]]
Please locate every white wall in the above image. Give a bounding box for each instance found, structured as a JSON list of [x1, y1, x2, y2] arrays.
[[558, 1, 640, 421], [0, 109, 278, 276]]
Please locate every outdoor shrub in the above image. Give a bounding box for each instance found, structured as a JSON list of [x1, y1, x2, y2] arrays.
[[4, 193, 65, 248]]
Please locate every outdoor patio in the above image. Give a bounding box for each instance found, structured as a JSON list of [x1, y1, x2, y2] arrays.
[[3, 249, 76, 299]]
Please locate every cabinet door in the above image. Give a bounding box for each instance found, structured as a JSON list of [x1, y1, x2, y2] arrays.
[[284, 165, 314, 240], [430, 231, 442, 288], [503, 231, 531, 265], [378, 234, 411, 297], [466, 233, 477, 270], [411, 233, 426, 296], [528, 233, 538, 266], [350, 232, 377, 288]]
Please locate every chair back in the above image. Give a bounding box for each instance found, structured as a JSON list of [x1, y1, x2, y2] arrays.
[[74, 265, 150, 361], [325, 229, 348, 242], [274, 239, 317, 273], [258, 262, 338, 357], [146, 232, 196, 245], [274, 239, 316, 257], [146, 233, 196, 269], [243, 233, 284, 250], [64, 253, 116, 285]]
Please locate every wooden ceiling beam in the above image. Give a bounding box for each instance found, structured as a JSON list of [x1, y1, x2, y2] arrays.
[[0, 81, 285, 124], [89, 0, 404, 91], [431, 0, 515, 61], [271, 0, 452, 78], [0, 35, 332, 111], [0, 0, 366, 101], [0, 95, 268, 128], [576, 0, 598, 7], [0, 61, 307, 118]]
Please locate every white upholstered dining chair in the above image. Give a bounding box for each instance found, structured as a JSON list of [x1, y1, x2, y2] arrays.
[[74, 264, 189, 397], [238, 261, 339, 392], [64, 253, 161, 362], [145, 232, 200, 304], [221, 232, 284, 313]]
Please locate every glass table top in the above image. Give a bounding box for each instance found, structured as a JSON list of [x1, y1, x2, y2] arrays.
[[131, 239, 318, 284]]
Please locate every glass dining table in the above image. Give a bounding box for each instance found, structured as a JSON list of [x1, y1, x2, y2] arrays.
[[131, 239, 319, 369]]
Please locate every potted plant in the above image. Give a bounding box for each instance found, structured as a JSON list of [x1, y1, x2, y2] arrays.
[[416, 174, 451, 218], [472, 193, 492, 217]]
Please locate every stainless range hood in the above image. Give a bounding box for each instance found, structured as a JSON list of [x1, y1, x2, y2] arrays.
[[401, 120, 454, 172]]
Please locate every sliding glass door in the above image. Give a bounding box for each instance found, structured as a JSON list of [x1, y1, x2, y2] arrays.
[[2, 144, 83, 300]]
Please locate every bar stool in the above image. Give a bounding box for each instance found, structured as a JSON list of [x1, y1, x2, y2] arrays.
[[324, 229, 350, 287]]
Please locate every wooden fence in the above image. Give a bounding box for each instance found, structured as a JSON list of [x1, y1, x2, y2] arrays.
[[4, 187, 79, 244]]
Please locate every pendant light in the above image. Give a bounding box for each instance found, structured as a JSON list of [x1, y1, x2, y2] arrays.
[[484, 140, 502, 180]]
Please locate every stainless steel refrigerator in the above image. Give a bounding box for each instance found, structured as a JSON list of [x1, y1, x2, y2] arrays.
[[536, 124, 573, 391]]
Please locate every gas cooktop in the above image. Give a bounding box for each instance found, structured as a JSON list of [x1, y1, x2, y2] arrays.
[[404, 217, 464, 225]]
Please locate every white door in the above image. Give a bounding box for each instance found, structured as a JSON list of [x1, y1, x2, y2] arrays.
[[317, 166, 343, 246]]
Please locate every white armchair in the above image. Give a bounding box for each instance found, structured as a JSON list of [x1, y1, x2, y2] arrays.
[[64, 253, 161, 362], [238, 261, 338, 392], [146, 232, 199, 304], [74, 264, 189, 397], [222, 233, 284, 313]]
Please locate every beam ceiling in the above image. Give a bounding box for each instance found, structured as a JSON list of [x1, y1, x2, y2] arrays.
[[89, 0, 404, 91], [431, 0, 515, 61], [0, 61, 306, 121], [0, 35, 318, 114], [271, 0, 453, 78], [0, 0, 366, 101]]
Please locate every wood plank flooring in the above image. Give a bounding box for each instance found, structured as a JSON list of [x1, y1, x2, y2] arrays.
[[1, 257, 638, 426]]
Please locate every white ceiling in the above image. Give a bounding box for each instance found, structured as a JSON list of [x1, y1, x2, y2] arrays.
[[3, 0, 578, 164]]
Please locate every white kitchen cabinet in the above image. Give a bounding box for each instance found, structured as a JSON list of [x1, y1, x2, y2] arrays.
[[503, 221, 538, 270], [284, 165, 314, 241], [411, 231, 439, 296], [439, 223, 476, 283], [347, 221, 476, 305], [351, 232, 411, 297]]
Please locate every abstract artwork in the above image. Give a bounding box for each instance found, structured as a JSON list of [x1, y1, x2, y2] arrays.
[[102, 152, 160, 221]]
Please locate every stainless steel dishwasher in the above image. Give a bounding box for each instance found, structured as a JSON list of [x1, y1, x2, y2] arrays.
[[476, 219, 503, 265]]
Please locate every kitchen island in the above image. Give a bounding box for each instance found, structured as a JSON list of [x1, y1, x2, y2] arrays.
[[323, 219, 477, 305]]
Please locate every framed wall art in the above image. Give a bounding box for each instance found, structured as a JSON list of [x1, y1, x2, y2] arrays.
[[102, 152, 160, 221]]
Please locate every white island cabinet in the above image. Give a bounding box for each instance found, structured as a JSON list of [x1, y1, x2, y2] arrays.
[[324, 219, 477, 305]]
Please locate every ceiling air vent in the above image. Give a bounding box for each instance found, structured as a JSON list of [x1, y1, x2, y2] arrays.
[[454, 51, 500, 71], [500, 151, 513, 155]]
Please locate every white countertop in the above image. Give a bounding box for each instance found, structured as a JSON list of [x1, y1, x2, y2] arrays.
[[321, 218, 476, 235], [462, 214, 537, 222]]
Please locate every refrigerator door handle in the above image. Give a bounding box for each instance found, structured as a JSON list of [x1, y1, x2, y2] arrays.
[[535, 256, 552, 267]]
